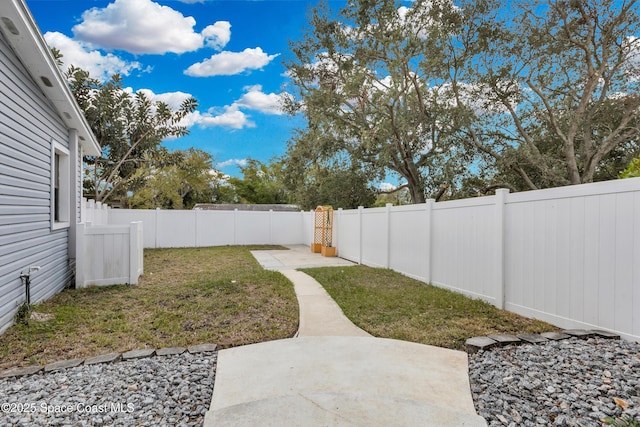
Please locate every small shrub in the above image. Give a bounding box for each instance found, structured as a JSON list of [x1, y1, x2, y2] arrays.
[[15, 302, 30, 326]]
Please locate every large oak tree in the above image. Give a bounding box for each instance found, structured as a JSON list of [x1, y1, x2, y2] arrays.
[[285, 0, 469, 203]]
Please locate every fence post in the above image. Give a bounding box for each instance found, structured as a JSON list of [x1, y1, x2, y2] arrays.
[[385, 203, 392, 268], [302, 210, 306, 246], [76, 222, 86, 289], [425, 199, 435, 284], [269, 209, 273, 245], [129, 221, 141, 285], [336, 208, 343, 255], [309, 209, 316, 246], [95, 201, 102, 225], [137, 221, 143, 276], [87, 199, 95, 224], [358, 206, 364, 265], [81, 198, 86, 223], [194, 209, 200, 248], [154, 208, 160, 249], [495, 189, 509, 309], [234, 208, 239, 245]]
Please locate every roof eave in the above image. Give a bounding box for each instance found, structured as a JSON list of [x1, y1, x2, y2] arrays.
[[0, 0, 100, 156]]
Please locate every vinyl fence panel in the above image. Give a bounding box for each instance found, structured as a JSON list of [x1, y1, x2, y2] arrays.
[[360, 206, 388, 268], [503, 180, 640, 340], [195, 210, 235, 247], [335, 208, 362, 263], [388, 204, 430, 282], [271, 211, 308, 245], [108, 209, 157, 248], [430, 196, 500, 304]]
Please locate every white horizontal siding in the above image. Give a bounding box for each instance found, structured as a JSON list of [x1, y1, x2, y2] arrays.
[[0, 31, 73, 334]]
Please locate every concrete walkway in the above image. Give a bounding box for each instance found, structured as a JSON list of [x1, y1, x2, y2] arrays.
[[203, 245, 486, 426], [281, 269, 372, 337]]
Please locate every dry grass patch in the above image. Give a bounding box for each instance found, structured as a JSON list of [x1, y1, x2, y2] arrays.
[[0, 246, 298, 370], [303, 266, 556, 351]]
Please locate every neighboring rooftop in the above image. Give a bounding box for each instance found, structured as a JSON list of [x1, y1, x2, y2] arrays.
[[193, 204, 300, 212]]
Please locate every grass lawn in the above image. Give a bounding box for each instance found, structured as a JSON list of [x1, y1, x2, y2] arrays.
[[302, 266, 556, 351], [0, 246, 298, 370]]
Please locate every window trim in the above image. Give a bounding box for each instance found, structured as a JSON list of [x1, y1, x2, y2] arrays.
[[51, 140, 70, 230]]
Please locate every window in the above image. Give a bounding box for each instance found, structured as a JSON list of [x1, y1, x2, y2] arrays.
[[51, 140, 70, 229]]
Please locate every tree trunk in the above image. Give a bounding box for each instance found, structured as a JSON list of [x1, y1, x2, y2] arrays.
[[407, 179, 425, 204]]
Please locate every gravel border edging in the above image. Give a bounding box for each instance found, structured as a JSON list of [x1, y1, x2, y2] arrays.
[[465, 329, 621, 354], [0, 343, 217, 379]]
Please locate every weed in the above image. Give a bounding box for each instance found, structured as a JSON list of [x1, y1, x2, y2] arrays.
[[603, 415, 640, 427]]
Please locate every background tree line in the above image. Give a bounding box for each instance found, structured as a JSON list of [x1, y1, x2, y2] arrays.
[[62, 0, 640, 210]]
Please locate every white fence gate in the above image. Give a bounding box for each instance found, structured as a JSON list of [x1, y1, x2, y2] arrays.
[[75, 221, 143, 288]]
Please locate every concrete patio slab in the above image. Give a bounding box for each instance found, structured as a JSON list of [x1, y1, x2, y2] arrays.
[[204, 336, 486, 427], [251, 244, 356, 271]]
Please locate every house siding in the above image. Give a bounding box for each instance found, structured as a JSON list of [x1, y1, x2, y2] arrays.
[[0, 30, 73, 333]]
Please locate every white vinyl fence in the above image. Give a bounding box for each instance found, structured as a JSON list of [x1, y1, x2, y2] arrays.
[[81, 198, 110, 225], [108, 208, 310, 249], [334, 178, 640, 342]]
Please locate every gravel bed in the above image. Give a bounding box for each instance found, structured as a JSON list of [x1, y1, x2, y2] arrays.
[[469, 337, 640, 426], [2, 337, 639, 426], [0, 352, 216, 427]]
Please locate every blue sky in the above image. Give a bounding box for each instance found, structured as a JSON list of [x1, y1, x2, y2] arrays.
[[25, 0, 340, 177]]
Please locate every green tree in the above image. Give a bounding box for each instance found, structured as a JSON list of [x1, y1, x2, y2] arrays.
[[374, 187, 412, 206], [285, 0, 469, 204], [66, 66, 197, 202], [448, 0, 640, 191], [128, 148, 218, 209], [620, 155, 640, 178], [285, 161, 378, 210], [228, 159, 291, 204], [282, 128, 379, 209]]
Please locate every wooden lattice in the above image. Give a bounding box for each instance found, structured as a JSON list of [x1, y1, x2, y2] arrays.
[[312, 206, 334, 254]]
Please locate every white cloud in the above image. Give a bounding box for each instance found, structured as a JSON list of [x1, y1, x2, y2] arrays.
[[378, 182, 397, 192], [44, 31, 143, 81], [72, 0, 228, 54], [184, 47, 279, 77], [136, 88, 193, 110], [174, 86, 290, 131], [217, 158, 248, 168], [234, 85, 286, 115], [185, 105, 254, 129], [202, 21, 231, 50], [435, 81, 517, 116]]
